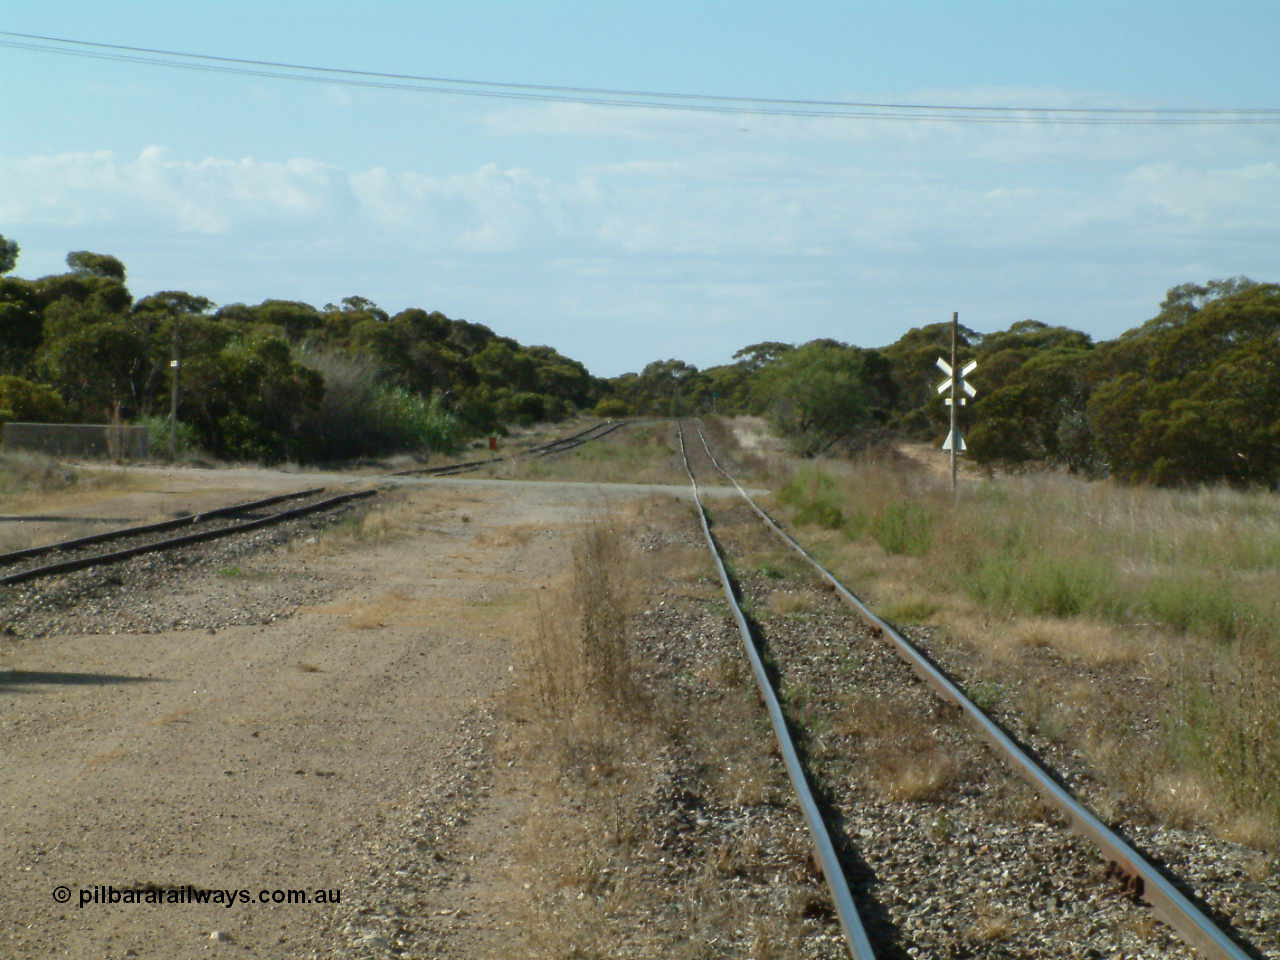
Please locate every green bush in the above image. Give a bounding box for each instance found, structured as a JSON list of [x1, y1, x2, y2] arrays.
[[593, 397, 629, 418], [968, 550, 1122, 619], [494, 391, 547, 427], [778, 468, 845, 528], [217, 413, 284, 463], [372, 388, 462, 455], [870, 502, 933, 556], [295, 349, 462, 460], [1143, 574, 1248, 642], [0, 375, 66, 425], [134, 414, 204, 459]]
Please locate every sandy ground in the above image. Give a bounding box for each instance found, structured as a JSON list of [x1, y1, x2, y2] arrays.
[[0, 473, 703, 959]]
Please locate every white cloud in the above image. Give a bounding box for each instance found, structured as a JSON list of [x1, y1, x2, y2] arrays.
[[1, 143, 1276, 375]]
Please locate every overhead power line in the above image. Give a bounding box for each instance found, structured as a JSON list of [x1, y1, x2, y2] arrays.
[[3, 29, 1278, 125]]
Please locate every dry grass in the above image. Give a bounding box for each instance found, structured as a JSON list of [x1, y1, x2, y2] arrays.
[[0, 453, 144, 554], [832, 692, 960, 802], [472, 523, 540, 548], [765, 590, 821, 618], [1010, 617, 1141, 666], [773, 456, 1280, 845], [504, 508, 835, 957], [297, 490, 433, 556], [315, 588, 420, 631], [968, 902, 1017, 943], [490, 422, 688, 486]]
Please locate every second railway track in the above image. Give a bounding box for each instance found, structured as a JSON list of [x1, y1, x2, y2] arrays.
[[0, 417, 636, 587], [0, 487, 377, 587], [677, 420, 1258, 960]]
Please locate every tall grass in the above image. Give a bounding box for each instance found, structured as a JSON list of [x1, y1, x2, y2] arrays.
[[774, 457, 1280, 841], [0, 452, 78, 497]]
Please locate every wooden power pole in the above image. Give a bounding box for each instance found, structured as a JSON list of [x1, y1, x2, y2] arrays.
[[169, 321, 180, 461], [949, 311, 959, 497], [936, 312, 976, 501]]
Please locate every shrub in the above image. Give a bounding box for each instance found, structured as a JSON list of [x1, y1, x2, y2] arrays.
[[777, 468, 845, 528], [593, 397, 628, 418], [870, 502, 933, 556], [1144, 575, 1249, 642], [968, 550, 1122, 619], [217, 413, 284, 463], [134, 414, 204, 459], [495, 391, 547, 427], [0, 375, 67, 425], [295, 348, 462, 460]]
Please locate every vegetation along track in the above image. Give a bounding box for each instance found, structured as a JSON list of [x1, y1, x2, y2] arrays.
[[0, 487, 376, 586], [677, 420, 1259, 960], [388, 419, 631, 477]]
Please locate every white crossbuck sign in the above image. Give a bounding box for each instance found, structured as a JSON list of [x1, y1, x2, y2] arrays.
[[936, 358, 977, 451]]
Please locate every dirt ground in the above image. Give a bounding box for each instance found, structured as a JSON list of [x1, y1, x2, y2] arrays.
[[0, 473, 715, 959]]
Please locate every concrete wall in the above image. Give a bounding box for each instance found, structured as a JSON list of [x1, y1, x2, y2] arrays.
[[2, 423, 150, 460]]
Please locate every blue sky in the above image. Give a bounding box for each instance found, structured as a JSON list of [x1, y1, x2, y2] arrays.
[[2, 1, 1278, 375]]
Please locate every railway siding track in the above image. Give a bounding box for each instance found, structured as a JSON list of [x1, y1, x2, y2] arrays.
[[678, 421, 1260, 960], [0, 488, 376, 587], [389, 419, 629, 477]]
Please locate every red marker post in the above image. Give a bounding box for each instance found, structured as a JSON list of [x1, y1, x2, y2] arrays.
[[488, 436, 498, 461]]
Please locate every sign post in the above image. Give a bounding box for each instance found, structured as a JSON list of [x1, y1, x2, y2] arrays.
[[936, 312, 977, 497]]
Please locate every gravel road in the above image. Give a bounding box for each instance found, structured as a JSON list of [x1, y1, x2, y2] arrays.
[[0, 475, 651, 958]]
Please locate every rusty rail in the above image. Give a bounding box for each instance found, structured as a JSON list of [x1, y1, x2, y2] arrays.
[[0, 487, 326, 568], [389, 420, 629, 477], [0, 489, 377, 587], [677, 422, 877, 960], [691, 422, 1253, 960]]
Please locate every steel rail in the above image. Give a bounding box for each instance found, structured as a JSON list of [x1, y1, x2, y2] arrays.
[[677, 422, 877, 960], [389, 420, 622, 477], [0, 489, 378, 587], [0, 487, 326, 568], [691, 424, 1253, 960]]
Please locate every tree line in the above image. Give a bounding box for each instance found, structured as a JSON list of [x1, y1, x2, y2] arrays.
[[598, 277, 1280, 488], [3, 231, 1273, 487], [0, 236, 602, 463]]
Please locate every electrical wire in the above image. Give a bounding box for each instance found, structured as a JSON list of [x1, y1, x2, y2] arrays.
[[3, 29, 1278, 125]]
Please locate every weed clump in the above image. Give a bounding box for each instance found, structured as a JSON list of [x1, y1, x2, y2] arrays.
[[870, 501, 934, 556], [777, 468, 844, 529]]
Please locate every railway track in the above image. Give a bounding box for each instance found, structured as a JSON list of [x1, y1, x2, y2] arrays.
[[0, 417, 638, 587], [388, 419, 629, 477], [677, 420, 1256, 960], [0, 487, 377, 587]]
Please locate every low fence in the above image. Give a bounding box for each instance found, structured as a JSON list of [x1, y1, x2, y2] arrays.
[[2, 423, 150, 460]]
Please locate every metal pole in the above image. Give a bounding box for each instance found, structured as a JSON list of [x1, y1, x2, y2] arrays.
[[950, 311, 958, 498], [169, 320, 179, 461]]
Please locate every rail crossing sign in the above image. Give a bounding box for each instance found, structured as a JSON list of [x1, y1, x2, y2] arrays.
[[936, 357, 977, 452]]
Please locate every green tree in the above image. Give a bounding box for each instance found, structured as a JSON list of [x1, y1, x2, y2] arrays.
[[0, 376, 67, 425], [66, 250, 127, 282], [880, 321, 978, 435], [969, 347, 1094, 469], [0, 277, 44, 373], [756, 341, 873, 456], [40, 319, 149, 418], [0, 234, 18, 275], [1087, 282, 1280, 486]]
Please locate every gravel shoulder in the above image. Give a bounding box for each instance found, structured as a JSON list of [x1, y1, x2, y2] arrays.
[[0, 477, 629, 959]]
